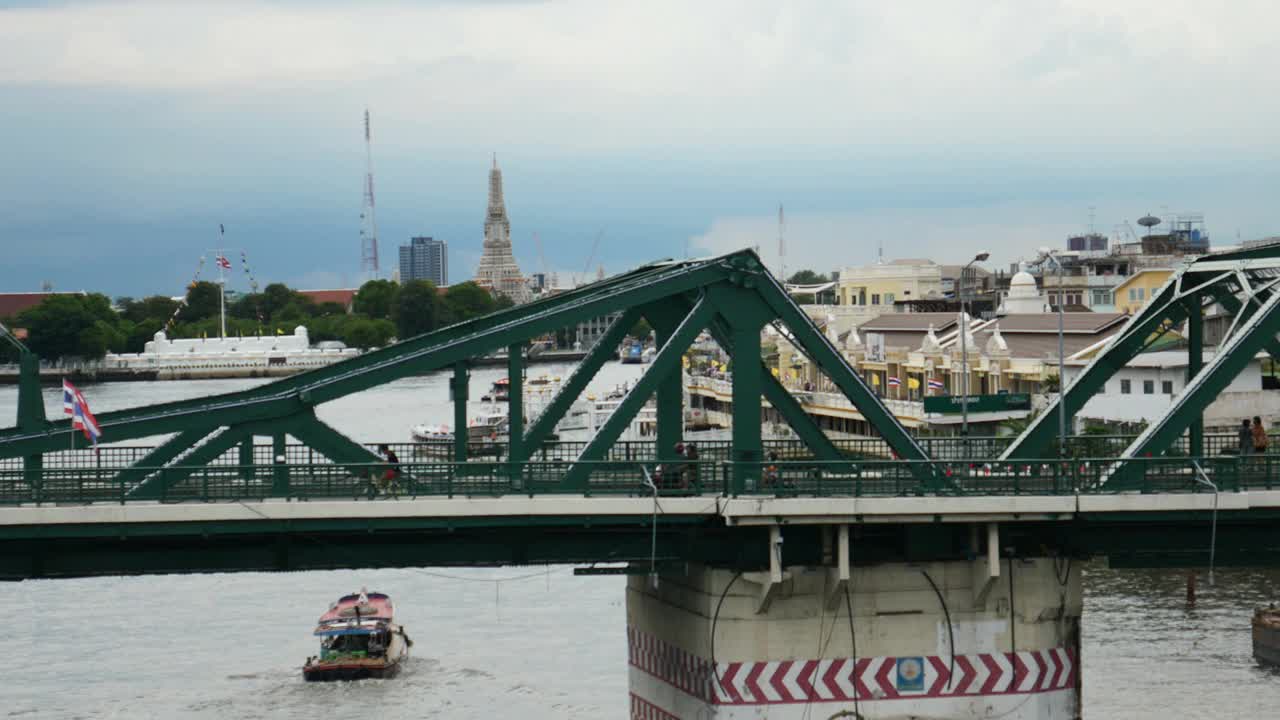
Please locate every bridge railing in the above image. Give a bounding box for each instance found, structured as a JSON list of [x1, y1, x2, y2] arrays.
[[3, 454, 1274, 506], [750, 455, 1259, 496], [0, 433, 1261, 474]]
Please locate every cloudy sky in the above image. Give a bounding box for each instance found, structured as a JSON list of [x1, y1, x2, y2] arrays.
[[2, 0, 1277, 296]]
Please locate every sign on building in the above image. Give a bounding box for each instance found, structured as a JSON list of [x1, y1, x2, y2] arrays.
[[865, 332, 886, 363], [923, 393, 1032, 415]]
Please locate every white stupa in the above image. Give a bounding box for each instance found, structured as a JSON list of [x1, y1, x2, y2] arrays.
[[1000, 270, 1048, 314]]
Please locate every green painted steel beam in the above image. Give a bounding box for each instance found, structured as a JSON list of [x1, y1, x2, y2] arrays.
[[1186, 291, 1204, 457], [126, 425, 259, 500], [561, 296, 714, 490], [0, 394, 307, 460], [523, 308, 642, 451], [452, 362, 469, 462], [1110, 285, 1280, 483], [112, 429, 216, 489], [649, 306, 687, 464], [747, 264, 931, 465], [508, 343, 525, 472], [1000, 274, 1188, 461], [0, 258, 732, 460], [694, 306, 845, 463], [288, 413, 382, 467]]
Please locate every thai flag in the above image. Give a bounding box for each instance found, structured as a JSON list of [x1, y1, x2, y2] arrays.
[[887, 376, 901, 387], [928, 378, 945, 391], [216, 255, 232, 270], [62, 379, 102, 446]]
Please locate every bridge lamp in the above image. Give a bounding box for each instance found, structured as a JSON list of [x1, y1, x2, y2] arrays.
[[959, 252, 989, 445]]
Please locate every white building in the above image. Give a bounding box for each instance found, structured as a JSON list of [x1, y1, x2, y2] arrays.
[[999, 271, 1049, 314], [1062, 350, 1279, 431]]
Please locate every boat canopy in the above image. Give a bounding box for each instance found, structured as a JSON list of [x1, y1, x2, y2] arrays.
[[314, 625, 382, 637]]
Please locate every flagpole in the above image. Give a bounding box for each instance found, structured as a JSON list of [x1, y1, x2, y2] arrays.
[[218, 225, 227, 339]]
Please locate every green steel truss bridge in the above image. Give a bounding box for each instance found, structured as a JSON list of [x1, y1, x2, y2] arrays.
[[4, 248, 1280, 579]]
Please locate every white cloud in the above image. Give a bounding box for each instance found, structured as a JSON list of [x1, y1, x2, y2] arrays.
[[2, 0, 1277, 151]]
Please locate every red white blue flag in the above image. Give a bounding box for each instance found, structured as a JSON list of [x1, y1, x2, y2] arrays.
[[62, 379, 102, 445], [887, 376, 901, 387], [927, 378, 945, 391], [216, 255, 232, 270]]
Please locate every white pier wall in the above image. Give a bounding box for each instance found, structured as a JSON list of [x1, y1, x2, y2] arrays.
[[627, 547, 1081, 719]]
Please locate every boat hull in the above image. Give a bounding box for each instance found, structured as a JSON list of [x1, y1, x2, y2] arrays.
[[1255, 620, 1280, 667], [304, 658, 402, 682]]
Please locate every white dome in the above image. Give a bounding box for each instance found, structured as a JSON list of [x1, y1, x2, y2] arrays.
[[1010, 271, 1036, 287]]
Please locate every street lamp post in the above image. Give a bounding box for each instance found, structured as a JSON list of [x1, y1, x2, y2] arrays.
[[1039, 249, 1069, 458], [959, 252, 990, 444]]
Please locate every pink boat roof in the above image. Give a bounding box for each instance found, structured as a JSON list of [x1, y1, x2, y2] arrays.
[[317, 591, 394, 624]]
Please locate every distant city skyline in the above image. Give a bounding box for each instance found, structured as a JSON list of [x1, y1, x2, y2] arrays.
[[3, 1, 1278, 296]]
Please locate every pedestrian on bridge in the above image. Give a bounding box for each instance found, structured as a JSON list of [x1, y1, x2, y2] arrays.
[[1240, 419, 1254, 455], [1254, 417, 1269, 454]]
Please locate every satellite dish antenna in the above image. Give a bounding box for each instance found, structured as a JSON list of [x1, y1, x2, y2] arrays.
[[1138, 214, 1161, 239]]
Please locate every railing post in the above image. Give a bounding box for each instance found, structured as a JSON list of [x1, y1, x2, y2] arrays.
[[272, 434, 289, 497]]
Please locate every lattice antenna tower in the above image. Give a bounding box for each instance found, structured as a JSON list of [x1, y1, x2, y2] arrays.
[[777, 203, 786, 282], [359, 109, 380, 279]]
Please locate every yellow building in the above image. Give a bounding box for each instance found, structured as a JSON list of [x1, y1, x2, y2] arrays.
[[1111, 268, 1173, 314], [837, 259, 942, 309]]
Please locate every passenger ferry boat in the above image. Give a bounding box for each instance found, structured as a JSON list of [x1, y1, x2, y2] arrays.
[[303, 589, 411, 682]]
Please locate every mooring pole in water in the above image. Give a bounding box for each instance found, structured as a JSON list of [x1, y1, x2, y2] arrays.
[[1186, 571, 1197, 605]]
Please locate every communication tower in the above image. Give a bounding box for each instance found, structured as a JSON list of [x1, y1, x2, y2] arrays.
[[359, 109, 380, 280], [778, 204, 786, 283]]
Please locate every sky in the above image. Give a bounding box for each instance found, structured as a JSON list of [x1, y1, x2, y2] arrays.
[[2, 0, 1278, 297]]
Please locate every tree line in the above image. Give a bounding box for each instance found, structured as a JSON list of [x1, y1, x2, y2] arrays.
[[1, 279, 514, 362]]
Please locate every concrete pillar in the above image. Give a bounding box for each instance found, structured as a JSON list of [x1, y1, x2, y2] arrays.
[[626, 556, 1081, 719]]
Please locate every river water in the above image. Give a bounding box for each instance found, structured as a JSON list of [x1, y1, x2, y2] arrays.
[[4, 367, 1280, 718]]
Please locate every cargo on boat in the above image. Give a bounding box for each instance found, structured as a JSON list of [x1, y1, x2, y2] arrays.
[[303, 589, 411, 682], [1252, 605, 1280, 667]]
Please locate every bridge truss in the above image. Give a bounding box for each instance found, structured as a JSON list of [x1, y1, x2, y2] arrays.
[[0, 250, 932, 498], [1001, 245, 1280, 486]]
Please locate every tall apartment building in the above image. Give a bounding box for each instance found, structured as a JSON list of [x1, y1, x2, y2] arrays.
[[399, 236, 448, 286]]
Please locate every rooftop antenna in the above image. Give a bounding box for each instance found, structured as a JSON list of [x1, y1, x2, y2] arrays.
[[878, 235, 884, 264], [359, 108, 380, 280], [1088, 205, 1096, 234], [777, 203, 786, 282]]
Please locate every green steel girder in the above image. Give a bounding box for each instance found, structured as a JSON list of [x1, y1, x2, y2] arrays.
[[127, 425, 259, 499], [0, 393, 308, 460], [645, 303, 688, 464], [1000, 273, 1187, 461], [561, 295, 714, 490], [750, 267, 931, 466], [111, 429, 215, 489], [709, 317, 844, 463], [1108, 284, 1280, 485], [288, 413, 382, 468], [522, 308, 642, 451], [0, 257, 728, 459]]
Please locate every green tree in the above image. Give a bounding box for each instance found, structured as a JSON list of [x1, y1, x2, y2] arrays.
[[341, 317, 396, 349], [786, 270, 829, 304], [394, 280, 441, 339], [260, 283, 301, 319], [182, 281, 223, 322], [353, 279, 400, 320], [315, 301, 348, 317], [120, 295, 181, 324], [628, 317, 653, 340], [494, 294, 516, 310], [16, 294, 122, 360], [441, 281, 497, 325]]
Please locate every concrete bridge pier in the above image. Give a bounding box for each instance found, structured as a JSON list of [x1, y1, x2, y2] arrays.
[[627, 524, 1082, 719]]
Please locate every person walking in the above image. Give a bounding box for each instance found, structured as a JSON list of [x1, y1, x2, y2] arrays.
[[1239, 419, 1253, 455], [1253, 416, 1269, 455]]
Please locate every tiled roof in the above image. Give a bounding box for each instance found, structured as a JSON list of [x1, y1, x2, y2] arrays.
[[297, 289, 357, 308], [859, 312, 959, 332], [0, 292, 81, 320]]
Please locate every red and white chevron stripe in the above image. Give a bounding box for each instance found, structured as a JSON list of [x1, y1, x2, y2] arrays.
[[627, 626, 717, 702], [630, 692, 681, 720], [628, 627, 1076, 706]]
